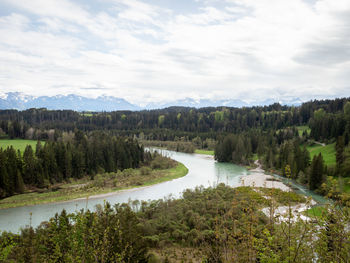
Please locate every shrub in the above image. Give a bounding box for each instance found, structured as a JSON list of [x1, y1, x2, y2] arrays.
[[140, 166, 152, 175]]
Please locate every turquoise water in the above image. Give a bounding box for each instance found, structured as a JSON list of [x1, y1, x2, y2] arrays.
[[0, 150, 247, 233], [272, 173, 329, 204], [0, 149, 327, 233]]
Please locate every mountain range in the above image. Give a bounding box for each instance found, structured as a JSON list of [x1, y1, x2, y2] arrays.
[[0, 92, 303, 111]]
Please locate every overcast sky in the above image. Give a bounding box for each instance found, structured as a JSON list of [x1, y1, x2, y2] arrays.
[[0, 0, 349, 104]]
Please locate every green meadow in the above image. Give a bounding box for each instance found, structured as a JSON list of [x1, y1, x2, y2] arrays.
[[0, 139, 40, 152], [306, 143, 336, 167], [296, 125, 311, 137], [194, 149, 214, 156], [305, 206, 327, 217]]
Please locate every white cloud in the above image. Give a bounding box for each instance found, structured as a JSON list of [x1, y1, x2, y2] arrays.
[[2, 0, 90, 24], [0, 0, 349, 104]]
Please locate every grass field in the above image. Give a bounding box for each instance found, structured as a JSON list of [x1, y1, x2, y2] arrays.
[[296, 125, 311, 137], [305, 206, 327, 217], [80, 112, 94, 117], [343, 181, 350, 193], [0, 162, 188, 209], [306, 143, 336, 167], [194, 149, 214, 156], [0, 139, 40, 152]]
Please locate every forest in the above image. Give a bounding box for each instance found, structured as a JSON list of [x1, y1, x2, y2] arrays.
[[0, 98, 348, 139], [1, 97, 350, 262], [2, 97, 350, 204], [0, 131, 145, 198]]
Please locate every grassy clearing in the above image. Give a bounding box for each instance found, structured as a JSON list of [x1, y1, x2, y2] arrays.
[[80, 112, 94, 117], [306, 143, 336, 167], [0, 161, 188, 210], [140, 162, 188, 186], [194, 149, 214, 156], [296, 125, 311, 137], [0, 139, 39, 152], [343, 181, 350, 193], [305, 206, 327, 217]]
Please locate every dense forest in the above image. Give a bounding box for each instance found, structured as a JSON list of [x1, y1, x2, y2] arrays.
[[1, 98, 350, 203], [0, 98, 349, 140], [0, 131, 145, 198]]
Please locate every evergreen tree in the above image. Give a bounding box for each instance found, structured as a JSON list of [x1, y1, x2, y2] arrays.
[[5, 147, 18, 195], [336, 136, 345, 169], [309, 153, 324, 190], [0, 150, 9, 197], [23, 145, 36, 184], [15, 170, 25, 194]]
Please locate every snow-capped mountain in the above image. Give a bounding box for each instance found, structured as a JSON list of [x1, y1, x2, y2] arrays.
[[144, 97, 302, 109], [145, 98, 249, 109], [0, 93, 140, 111], [0, 92, 34, 110], [0, 92, 303, 111], [253, 97, 303, 107]]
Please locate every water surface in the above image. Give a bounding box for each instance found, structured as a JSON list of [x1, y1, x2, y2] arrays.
[[0, 150, 247, 233], [0, 150, 327, 233]]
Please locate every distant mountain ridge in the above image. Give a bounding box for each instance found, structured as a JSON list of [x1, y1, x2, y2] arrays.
[[145, 98, 250, 109], [0, 92, 303, 111], [0, 92, 140, 111]]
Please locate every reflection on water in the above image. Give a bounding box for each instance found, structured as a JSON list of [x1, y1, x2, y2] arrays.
[[214, 162, 248, 186]]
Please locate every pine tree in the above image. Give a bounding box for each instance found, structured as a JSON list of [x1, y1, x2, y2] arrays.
[[15, 170, 25, 194], [309, 153, 324, 190], [336, 136, 345, 169], [0, 149, 9, 197], [23, 145, 36, 184], [5, 147, 18, 195]]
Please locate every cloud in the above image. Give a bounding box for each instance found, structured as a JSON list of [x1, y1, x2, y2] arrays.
[[2, 0, 90, 25], [294, 0, 350, 66], [0, 0, 349, 104]]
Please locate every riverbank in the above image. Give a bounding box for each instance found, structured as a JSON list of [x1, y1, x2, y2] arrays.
[[240, 160, 291, 191], [141, 139, 215, 156], [0, 161, 188, 210], [240, 160, 321, 220], [194, 149, 214, 156]]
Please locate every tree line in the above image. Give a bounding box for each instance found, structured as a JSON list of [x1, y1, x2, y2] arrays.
[[0, 131, 145, 198], [1, 98, 350, 202], [0, 98, 349, 139]]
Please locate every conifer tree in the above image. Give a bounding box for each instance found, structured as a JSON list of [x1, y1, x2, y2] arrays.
[[23, 145, 35, 184], [309, 153, 324, 190], [0, 149, 9, 197], [15, 170, 24, 194], [336, 136, 345, 169]]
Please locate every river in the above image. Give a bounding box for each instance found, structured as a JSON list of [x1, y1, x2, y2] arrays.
[[0, 149, 325, 233]]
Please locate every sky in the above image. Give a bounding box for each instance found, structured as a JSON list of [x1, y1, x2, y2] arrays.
[[0, 0, 349, 105]]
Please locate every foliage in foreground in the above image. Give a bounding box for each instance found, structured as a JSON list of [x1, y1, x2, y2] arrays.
[[0, 184, 349, 262], [1, 203, 148, 262]]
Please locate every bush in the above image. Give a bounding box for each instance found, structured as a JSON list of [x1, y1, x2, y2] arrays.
[[122, 168, 134, 177], [151, 156, 171, 169], [140, 166, 151, 175]]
